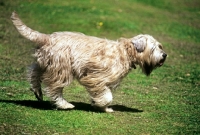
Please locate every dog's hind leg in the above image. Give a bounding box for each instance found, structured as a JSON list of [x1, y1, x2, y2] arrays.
[[28, 63, 43, 101], [44, 86, 74, 109], [40, 51, 74, 109]]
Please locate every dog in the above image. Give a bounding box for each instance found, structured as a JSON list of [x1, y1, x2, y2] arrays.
[[11, 12, 167, 112]]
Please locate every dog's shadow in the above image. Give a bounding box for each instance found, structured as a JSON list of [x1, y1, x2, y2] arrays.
[[0, 100, 143, 113]]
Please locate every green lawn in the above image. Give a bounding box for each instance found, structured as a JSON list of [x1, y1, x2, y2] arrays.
[[0, 0, 199, 134]]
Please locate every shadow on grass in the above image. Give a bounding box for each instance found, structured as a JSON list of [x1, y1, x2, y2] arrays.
[[0, 100, 143, 113]]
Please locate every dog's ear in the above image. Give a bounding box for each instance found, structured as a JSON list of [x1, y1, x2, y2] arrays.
[[132, 36, 147, 52]]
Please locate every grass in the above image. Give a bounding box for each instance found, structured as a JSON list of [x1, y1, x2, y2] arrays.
[[0, 0, 200, 134]]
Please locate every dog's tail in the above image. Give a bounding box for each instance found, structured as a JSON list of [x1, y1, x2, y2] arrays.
[[11, 11, 50, 46]]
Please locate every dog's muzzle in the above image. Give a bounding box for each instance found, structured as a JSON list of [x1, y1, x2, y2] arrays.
[[158, 53, 167, 66]]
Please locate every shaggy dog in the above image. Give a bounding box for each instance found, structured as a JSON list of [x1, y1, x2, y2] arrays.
[[11, 12, 167, 112]]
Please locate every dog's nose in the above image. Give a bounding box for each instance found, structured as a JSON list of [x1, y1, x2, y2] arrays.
[[162, 53, 167, 58]]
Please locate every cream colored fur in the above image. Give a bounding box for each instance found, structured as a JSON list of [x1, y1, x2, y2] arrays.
[[11, 12, 167, 112]]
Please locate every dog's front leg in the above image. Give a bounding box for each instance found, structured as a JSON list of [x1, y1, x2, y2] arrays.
[[89, 86, 113, 112]]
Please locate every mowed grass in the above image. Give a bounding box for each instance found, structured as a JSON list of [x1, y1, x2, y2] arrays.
[[0, 0, 200, 134]]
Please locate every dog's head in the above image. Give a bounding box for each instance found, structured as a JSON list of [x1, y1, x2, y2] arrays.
[[132, 34, 167, 76]]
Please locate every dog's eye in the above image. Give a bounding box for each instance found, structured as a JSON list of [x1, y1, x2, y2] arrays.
[[158, 45, 163, 49]]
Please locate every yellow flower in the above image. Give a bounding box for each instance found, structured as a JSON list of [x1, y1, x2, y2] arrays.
[[96, 22, 103, 28], [98, 22, 103, 26]]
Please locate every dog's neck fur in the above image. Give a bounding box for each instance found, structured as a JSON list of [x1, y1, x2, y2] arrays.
[[119, 38, 141, 69]]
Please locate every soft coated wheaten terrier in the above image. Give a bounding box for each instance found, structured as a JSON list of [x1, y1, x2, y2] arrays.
[[11, 12, 167, 112]]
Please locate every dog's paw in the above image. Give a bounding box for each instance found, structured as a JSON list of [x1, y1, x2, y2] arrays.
[[30, 88, 43, 101], [105, 107, 114, 113], [62, 102, 75, 109], [55, 100, 75, 110], [94, 106, 114, 113]]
